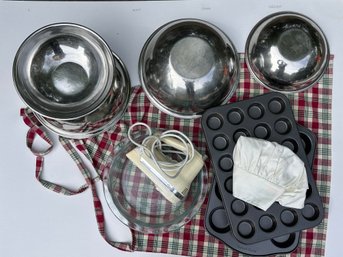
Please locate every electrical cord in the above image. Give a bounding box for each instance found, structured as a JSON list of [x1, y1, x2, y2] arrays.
[[128, 122, 195, 178]]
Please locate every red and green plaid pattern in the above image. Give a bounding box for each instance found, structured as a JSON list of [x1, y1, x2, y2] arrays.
[[21, 53, 333, 256]]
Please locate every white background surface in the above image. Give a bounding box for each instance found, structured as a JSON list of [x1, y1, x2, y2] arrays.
[[0, 1, 342, 256]]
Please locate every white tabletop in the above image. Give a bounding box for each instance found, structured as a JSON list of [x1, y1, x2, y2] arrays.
[[0, 1, 342, 256]]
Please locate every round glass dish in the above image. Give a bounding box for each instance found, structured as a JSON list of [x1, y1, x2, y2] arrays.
[[103, 133, 208, 234]]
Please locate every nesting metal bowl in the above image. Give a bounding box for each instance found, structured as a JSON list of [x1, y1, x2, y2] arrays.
[[13, 23, 130, 138], [139, 19, 239, 119], [13, 23, 115, 120], [34, 52, 131, 138], [245, 12, 330, 92]]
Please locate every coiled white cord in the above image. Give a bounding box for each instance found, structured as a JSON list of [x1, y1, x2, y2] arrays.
[[128, 122, 195, 178]]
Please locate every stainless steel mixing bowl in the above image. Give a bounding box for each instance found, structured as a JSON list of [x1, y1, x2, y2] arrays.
[[13, 23, 115, 120], [245, 12, 330, 92], [34, 52, 131, 139], [139, 19, 239, 119]]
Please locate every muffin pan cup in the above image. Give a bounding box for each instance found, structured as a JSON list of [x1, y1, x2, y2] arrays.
[[205, 125, 316, 256], [202, 92, 323, 244]]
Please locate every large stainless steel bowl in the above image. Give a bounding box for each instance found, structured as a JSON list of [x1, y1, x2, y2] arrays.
[[139, 19, 239, 119], [13, 23, 115, 120], [34, 52, 131, 139], [245, 12, 330, 92], [13, 23, 131, 139]]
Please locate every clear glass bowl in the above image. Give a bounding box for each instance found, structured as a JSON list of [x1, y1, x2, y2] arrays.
[[103, 132, 208, 234]]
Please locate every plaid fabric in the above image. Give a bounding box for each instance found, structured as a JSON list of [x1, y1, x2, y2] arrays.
[[20, 53, 333, 256]]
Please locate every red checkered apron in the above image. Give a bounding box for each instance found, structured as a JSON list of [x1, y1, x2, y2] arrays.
[[20, 54, 333, 257]]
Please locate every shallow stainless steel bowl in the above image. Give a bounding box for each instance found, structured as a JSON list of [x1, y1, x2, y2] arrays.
[[34, 52, 131, 139], [13, 23, 115, 120], [245, 12, 330, 92], [139, 19, 239, 119]]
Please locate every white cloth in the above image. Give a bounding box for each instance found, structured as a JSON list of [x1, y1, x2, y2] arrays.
[[232, 136, 308, 211]]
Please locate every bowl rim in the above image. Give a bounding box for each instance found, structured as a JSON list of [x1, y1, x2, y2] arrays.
[[139, 18, 240, 119], [245, 11, 330, 93], [13, 22, 115, 120]]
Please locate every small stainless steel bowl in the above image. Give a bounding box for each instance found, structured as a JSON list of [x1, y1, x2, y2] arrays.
[[34, 52, 131, 139], [245, 12, 330, 92], [13, 23, 115, 120], [139, 19, 239, 119]]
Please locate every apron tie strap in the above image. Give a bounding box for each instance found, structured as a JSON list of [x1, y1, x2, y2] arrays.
[[20, 108, 89, 196]]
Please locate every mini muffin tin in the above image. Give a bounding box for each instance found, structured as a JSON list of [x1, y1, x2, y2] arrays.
[[206, 182, 300, 255], [205, 125, 316, 256], [202, 92, 323, 244]]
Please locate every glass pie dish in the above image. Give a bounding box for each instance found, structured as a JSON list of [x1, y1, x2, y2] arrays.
[[103, 132, 208, 234]]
